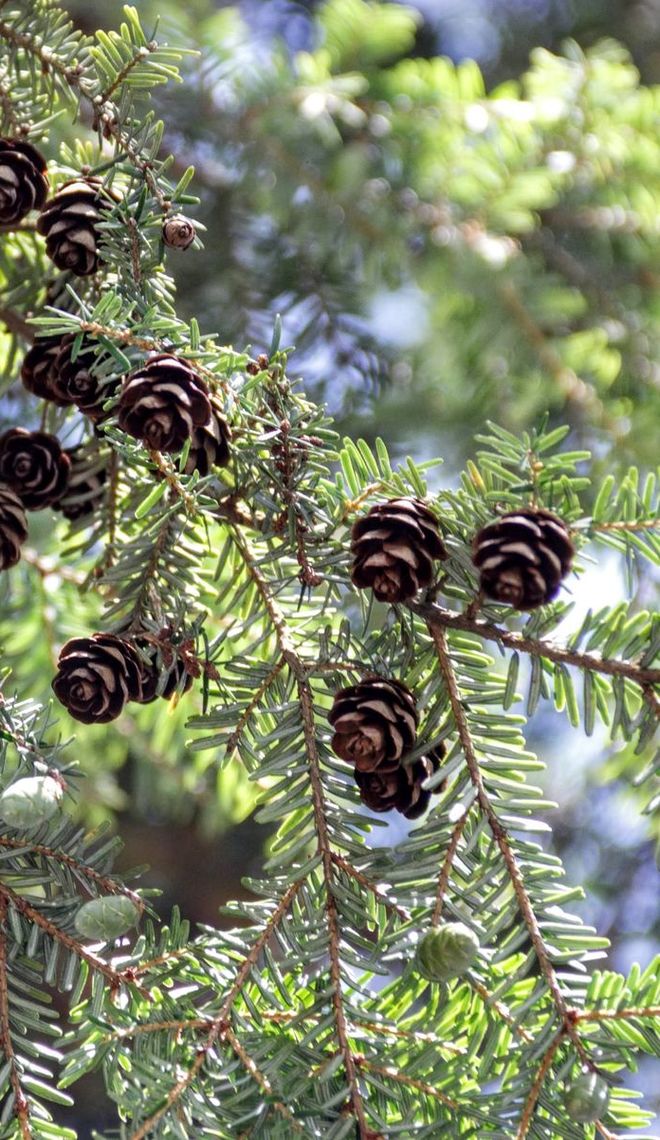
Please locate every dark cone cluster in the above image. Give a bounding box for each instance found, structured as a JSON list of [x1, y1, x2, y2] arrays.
[[117, 354, 211, 454], [0, 138, 48, 224], [37, 178, 115, 276], [0, 428, 70, 510], [472, 508, 574, 610], [58, 449, 106, 521], [0, 484, 28, 570], [329, 678, 441, 820], [351, 497, 446, 604], [183, 401, 232, 475], [52, 634, 143, 724]]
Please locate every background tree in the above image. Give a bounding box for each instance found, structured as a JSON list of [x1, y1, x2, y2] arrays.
[[0, 1, 658, 1137]]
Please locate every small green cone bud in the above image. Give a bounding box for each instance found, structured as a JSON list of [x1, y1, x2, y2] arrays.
[[414, 922, 479, 982], [563, 1072, 610, 1123], [75, 895, 140, 942], [0, 775, 63, 829]]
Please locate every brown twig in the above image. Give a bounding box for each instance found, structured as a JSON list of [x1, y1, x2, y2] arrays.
[[224, 655, 287, 757], [515, 1028, 566, 1138], [330, 851, 411, 923], [411, 601, 660, 692], [469, 979, 534, 1044], [431, 809, 470, 926]]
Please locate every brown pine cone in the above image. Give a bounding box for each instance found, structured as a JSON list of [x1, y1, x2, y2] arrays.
[[53, 335, 115, 416], [355, 741, 446, 819], [351, 497, 447, 604], [328, 677, 418, 772], [0, 138, 48, 224], [21, 337, 76, 407], [117, 354, 211, 454], [58, 449, 106, 520], [52, 633, 142, 723], [0, 428, 70, 510], [133, 642, 195, 703], [183, 402, 232, 475], [0, 484, 28, 570], [37, 178, 117, 276], [472, 508, 574, 610], [162, 214, 195, 250]]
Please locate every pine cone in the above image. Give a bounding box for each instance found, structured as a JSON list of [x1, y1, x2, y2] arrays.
[[37, 178, 116, 276], [52, 633, 143, 723], [52, 334, 110, 414], [355, 742, 446, 819], [472, 508, 574, 610], [0, 484, 28, 570], [0, 138, 48, 224], [58, 448, 106, 520], [117, 354, 211, 454], [351, 497, 446, 604], [21, 337, 76, 407], [132, 640, 195, 703], [0, 428, 70, 510], [183, 402, 232, 475], [162, 214, 195, 250], [328, 677, 418, 772]]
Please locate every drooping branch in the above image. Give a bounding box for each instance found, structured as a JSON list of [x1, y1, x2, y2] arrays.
[[515, 1028, 566, 1139]]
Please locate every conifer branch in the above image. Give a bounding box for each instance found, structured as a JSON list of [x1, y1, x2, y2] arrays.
[[428, 625, 588, 1058], [0, 879, 143, 994], [233, 526, 370, 1135], [0, 899, 32, 1140], [127, 877, 304, 1138], [0, 836, 144, 910], [413, 601, 660, 693]]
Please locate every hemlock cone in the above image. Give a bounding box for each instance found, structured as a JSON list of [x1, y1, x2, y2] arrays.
[[0, 484, 28, 570], [52, 633, 143, 723], [162, 214, 195, 249], [21, 336, 76, 407], [132, 641, 195, 703], [355, 742, 446, 819], [472, 508, 574, 610], [58, 449, 107, 521], [117, 353, 212, 454], [37, 178, 117, 276], [183, 402, 232, 475], [351, 497, 447, 604], [0, 428, 70, 510], [328, 677, 418, 771], [414, 922, 480, 982], [563, 1072, 611, 1124], [52, 335, 111, 415], [0, 137, 48, 224]]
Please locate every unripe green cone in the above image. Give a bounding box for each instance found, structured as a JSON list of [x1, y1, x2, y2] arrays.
[[0, 775, 63, 829], [75, 896, 140, 942], [563, 1072, 610, 1123], [414, 922, 479, 982]]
